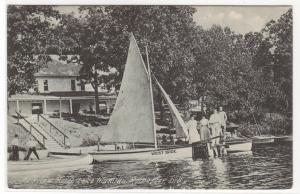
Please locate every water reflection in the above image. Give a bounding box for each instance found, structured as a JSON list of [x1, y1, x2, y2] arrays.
[[8, 142, 292, 189]]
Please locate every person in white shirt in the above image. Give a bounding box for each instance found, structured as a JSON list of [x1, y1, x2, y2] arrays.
[[209, 109, 223, 156], [186, 115, 200, 144], [218, 106, 228, 134], [10, 134, 19, 161], [24, 137, 40, 160]]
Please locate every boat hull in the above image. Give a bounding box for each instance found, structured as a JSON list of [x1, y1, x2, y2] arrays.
[[91, 140, 254, 161], [226, 141, 252, 153], [90, 146, 194, 161], [8, 154, 93, 173], [252, 136, 275, 144], [275, 135, 292, 143]]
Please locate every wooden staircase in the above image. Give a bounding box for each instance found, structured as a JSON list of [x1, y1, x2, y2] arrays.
[[15, 112, 69, 151]]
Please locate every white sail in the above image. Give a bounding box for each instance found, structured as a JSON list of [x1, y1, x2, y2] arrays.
[[154, 77, 189, 139], [101, 34, 155, 144]]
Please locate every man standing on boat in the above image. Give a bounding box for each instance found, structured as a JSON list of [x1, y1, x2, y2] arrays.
[[209, 109, 223, 156], [10, 134, 20, 161], [218, 106, 228, 134], [186, 115, 201, 144], [24, 137, 40, 160]]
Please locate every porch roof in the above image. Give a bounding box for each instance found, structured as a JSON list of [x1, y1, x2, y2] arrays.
[[8, 93, 116, 101]]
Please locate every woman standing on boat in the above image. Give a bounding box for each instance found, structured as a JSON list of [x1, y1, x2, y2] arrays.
[[199, 115, 211, 141], [186, 115, 201, 144]]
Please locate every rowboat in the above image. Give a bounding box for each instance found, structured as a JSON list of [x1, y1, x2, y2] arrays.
[[225, 139, 252, 153], [252, 135, 275, 144], [8, 153, 93, 173]]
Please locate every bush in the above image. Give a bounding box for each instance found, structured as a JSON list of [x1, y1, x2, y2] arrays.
[[238, 116, 292, 137], [81, 137, 98, 147]]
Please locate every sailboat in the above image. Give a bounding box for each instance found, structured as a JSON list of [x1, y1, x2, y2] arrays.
[[90, 34, 195, 161], [89, 34, 253, 161]]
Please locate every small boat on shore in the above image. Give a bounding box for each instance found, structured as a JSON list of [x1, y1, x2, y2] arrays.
[[8, 153, 93, 173]]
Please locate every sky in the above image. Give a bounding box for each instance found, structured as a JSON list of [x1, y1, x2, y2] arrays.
[[55, 5, 291, 34], [193, 6, 291, 34]]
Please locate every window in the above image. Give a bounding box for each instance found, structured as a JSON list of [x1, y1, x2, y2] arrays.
[[71, 80, 76, 91], [80, 82, 85, 91], [43, 80, 48, 91]]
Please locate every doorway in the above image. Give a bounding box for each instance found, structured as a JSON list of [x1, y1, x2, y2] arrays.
[[32, 102, 43, 114]]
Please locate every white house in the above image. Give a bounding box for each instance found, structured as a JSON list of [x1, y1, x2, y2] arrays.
[[8, 56, 116, 116], [35, 59, 83, 93]]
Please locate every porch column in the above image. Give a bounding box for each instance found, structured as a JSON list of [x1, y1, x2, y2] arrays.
[[69, 99, 73, 114], [106, 104, 110, 114], [16, 100, 20, 113], [44, 99, 47, 114], [59, 98, 62, 118], [94, 98, 97, 116]]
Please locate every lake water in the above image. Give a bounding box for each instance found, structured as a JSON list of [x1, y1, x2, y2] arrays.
[[8, 142, 292, 189]]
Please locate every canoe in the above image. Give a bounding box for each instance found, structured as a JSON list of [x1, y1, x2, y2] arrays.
[[8, 153, 93, 173]]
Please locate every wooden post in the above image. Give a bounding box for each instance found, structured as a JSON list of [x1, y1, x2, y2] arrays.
[[97, 137, 100, 151], [69, 99, 73, 114], [59, 98, 62, 119], [16, 100, 20, 114], [44, 99, 47, 114]]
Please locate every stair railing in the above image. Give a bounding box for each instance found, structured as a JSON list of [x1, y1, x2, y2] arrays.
[[16, 112, 47, 148], [38, 114, 69, 146]]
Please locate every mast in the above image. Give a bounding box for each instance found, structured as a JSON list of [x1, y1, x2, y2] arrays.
[[146, 44, 158, 149]]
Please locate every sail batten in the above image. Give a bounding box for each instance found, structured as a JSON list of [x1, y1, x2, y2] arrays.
[[101, 34, 155, 144]]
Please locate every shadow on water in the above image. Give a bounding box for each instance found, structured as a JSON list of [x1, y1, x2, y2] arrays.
[[8, 142, 292, 189]]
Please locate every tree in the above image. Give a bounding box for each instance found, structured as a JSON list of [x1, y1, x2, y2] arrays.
[[107, 5, 198, 119], [250, 9, 292, 113], [7, 5, 59, 95], [56, 7, 122, 114], [188, 25, 267, 118], [262, 9, 292, 113]]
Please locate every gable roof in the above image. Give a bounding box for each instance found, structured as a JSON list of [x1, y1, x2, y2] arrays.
[[35, 57, 81, 77]]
